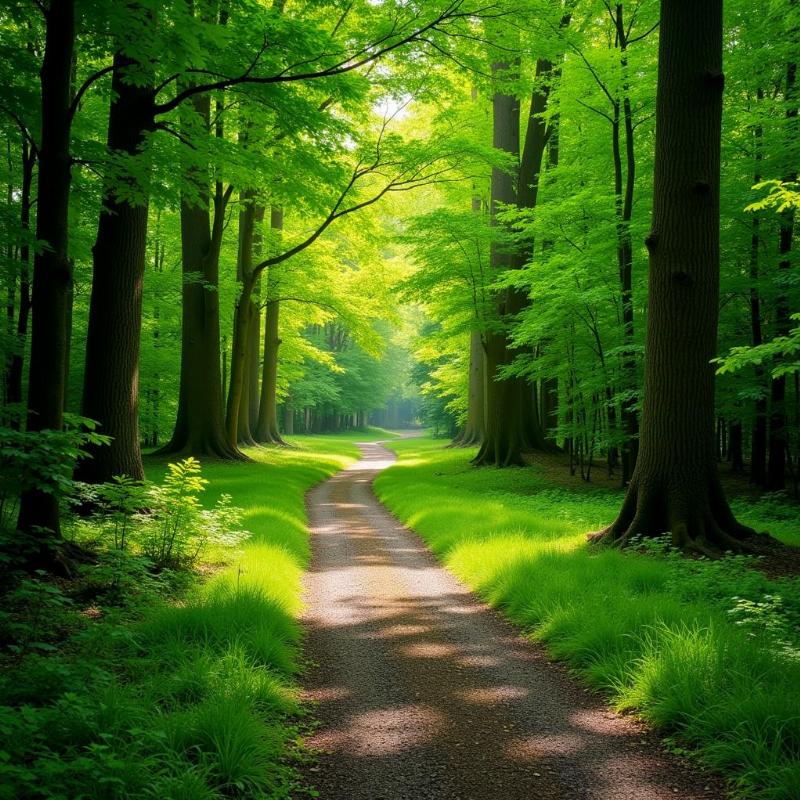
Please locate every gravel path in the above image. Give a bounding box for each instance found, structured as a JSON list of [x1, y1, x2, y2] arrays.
[[301, 439, 723, 800]]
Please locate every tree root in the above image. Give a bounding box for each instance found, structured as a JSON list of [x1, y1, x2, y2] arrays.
[[587, 474, 760, 556]]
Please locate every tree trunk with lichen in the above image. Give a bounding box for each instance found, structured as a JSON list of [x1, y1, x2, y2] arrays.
[[590, 0, 755, 552]]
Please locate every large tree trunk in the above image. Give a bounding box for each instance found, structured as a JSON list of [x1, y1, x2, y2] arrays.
[[455, 329, 485, 446], [77, 52, 152, 483], [473, 58, 541, 467], [591, 0, 755, 552], [17, 0, 75, 544], [255, 206, 286, 445], [161, 95, 242, 460]]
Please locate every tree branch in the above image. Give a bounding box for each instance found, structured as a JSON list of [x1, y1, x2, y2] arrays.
[[68, 64, 115, 121]]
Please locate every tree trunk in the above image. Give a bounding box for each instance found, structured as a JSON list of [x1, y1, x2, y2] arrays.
[[233, 192, 260, 446], [729, 421, 744, 473], [255, 206, 286, 445], [455, 329, 485, 446], [766, 59, 796, 491], [749, 88, 768, 485], [612, 4, 640, 486], [473, 58, 539, 467], [541, 374, 558, 442], [17, 0, 75, 545], [284, 400, 294, 435], [590, 0, 755, 552], [77, 51, 153, 483], [5, 141, 34, 411], [161, 94, 242, 460]]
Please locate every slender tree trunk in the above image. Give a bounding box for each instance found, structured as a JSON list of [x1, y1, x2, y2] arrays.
[[591, 0, 755, 552], [5, 142, 34, 410], [729, 421, 744, 473], [225, 269, 256, 446], [284, 400, 294, 435], [766, 59, 797, 491], [17, 0, 75, 545], [77, 52, 153, 483], [457, 329, 485, 446], [749, 88, 768, 485], [233, 191, 260, 446], [612, 4, 640, 486], [255, 206, 286, 444]]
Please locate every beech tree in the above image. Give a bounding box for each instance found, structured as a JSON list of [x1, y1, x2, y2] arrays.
[[590, 0, 756, 550], [16, 0, 76, 544]]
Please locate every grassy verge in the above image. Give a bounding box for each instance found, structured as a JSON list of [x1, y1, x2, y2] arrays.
[[0, 432, 371, 800], [375, 437, 800, 800]]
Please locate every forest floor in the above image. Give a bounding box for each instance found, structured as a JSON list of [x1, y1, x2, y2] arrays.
[[0, 432, 382, 800], [367, 436, 800, 800], [517, 451, 800, 578], [301, 438, 723, 800]]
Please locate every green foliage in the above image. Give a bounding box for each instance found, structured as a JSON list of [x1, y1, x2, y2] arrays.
[[0, 416, 110, 532], [376, 438, 800, 800], [0, 435, 364, 800]]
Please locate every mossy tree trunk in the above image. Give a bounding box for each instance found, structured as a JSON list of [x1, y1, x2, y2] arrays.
[[590, 0, 756, 552]]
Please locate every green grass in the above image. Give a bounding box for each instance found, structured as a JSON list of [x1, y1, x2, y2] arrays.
[[375, 437, 800, 800], [0, 432, 377, 800]]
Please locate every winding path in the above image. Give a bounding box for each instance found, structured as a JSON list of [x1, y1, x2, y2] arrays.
[[301, 439, 722, 800]]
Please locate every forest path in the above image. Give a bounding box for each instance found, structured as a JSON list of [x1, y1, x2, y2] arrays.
[[301, 438, 721, 800]]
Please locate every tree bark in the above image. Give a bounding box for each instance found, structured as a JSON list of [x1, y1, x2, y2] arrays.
[[473, 57, 544, 467], [17, 0, 75, 543], [77, 51, 153, 483], [766, 59, 796, 491], [233, 191, 261, 446], [5, 141, 34, 410], [456, 329, 485, 446], [161, 94, 243, 460], [590, 0, 755, 552], [612, 4, 640, 485], [729, 421, 744, 473], [255, 206, 286, 445], [749, 88, 768, 486]]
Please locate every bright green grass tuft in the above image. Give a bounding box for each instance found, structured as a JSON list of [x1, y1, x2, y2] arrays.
[[375, 437, 800, 800], [0, 432, 374, 800]]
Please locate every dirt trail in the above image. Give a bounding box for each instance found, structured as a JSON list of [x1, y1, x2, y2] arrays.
[[301, 439, 722, 800]]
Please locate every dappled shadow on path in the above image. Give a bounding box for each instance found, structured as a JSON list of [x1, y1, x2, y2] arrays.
[[300, 442, 722, 800]]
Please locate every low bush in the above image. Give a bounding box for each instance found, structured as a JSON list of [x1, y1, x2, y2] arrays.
[[0, 434, 363, 799]]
